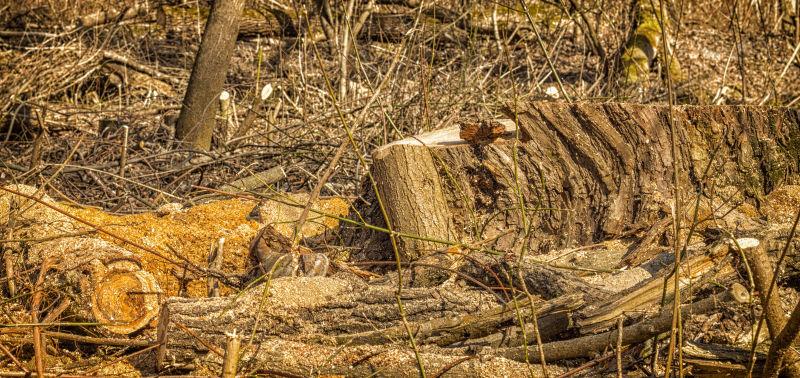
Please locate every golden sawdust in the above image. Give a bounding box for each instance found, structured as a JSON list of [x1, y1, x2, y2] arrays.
[[764, 185, 800, 224], [67, 194, 350, 297]]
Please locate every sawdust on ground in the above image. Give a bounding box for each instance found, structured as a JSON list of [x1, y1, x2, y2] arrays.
[[764, 185, 800, 224], [68, 194, 349, 297]]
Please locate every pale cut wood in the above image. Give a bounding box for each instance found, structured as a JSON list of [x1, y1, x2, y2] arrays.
[[29, 237, 161, 335]]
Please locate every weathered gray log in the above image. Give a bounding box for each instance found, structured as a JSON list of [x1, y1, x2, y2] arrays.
[[336, 293, 583, 347], [155, 276, 499, 370], [349, 103, 800, 264], [490, 283, 750, 363]]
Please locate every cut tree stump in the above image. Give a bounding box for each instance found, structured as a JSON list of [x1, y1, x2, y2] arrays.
[[348, 103, 800, 264], [371, 144, 453, 260], [29, 237, 161, 335]]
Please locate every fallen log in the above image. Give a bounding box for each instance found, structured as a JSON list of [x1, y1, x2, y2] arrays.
[[155, 276, 499, 370], [191, 338, 563, 377], [336, 292, 583, 347], [490, 283, 750, 363]]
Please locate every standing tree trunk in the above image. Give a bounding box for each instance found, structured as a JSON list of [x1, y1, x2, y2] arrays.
[[175, 0, 246, 150]]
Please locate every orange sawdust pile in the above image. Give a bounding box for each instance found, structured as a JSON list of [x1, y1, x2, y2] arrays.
[[764, 185, 800, 223], [67, 194, 349, 297]]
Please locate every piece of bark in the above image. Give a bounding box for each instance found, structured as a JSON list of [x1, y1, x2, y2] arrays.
[[490, 283, 750, 363], [620, 216, 672, 267], [207, 238, 225, 297], [248, 225, 330, 278], [218, 166, 286, 193]]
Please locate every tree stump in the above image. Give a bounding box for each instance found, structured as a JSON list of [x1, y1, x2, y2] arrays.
[[349, 103, 800, 263], [371, 144, 453, 260], [30, 237, 161, 335]]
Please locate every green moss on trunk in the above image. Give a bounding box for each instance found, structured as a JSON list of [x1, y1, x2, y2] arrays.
[[620, 0, 683, 86]]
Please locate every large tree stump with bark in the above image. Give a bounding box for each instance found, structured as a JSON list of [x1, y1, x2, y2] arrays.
[[349, 103, 800, 264]]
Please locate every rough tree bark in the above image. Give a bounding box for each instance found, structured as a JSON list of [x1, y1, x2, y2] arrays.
[[349, 103, 800, 264], [175, 0, 246, 150], [155, 276, 500, 370], [370, 144, 453, 260]]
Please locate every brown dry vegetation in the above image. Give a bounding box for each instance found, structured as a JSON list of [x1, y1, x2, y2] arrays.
[[1, 0, 800, 376]]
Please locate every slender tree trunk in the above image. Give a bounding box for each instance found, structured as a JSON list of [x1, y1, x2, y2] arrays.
[[175, 0, 246, 150]]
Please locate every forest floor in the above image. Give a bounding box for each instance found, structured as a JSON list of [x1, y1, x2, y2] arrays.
[[1, 0, 800, 376]]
